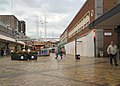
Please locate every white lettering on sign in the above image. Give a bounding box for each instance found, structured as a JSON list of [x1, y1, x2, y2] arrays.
[[104, 32, 112, 36]]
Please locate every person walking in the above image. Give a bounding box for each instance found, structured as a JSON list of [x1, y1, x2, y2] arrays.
[[58, 48, 63, 59], [55, 47, 63, 59], [55, 46, 58, 59], [1, 48, 4, 56], [107, 41, 119, 66]]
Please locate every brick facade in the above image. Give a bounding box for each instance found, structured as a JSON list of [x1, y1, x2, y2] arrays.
[[60, 0, 118, 57], [68, 0, 95, 43], [103, 0, 118, 13]]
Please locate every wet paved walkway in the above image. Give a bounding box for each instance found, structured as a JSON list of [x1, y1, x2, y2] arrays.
[[0, 54, 120, 86]]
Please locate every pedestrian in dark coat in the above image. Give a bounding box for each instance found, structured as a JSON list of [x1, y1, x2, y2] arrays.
[[1, 48, 4, 56], [55, 47, 63, 59], [58, 48, 62, 59]]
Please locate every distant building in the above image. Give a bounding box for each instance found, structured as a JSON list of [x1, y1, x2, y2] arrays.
[[0, 15, 27, 55], [18, 21, 26, 35], [60, 0, 119, 57], [0, 15, 26, 35], [32, 41, 59, 51]]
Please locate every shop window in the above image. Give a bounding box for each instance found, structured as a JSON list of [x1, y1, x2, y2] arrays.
[[81, 26, 83, 29], [87, 21, 90, 25], [84, 23, 87, 28]]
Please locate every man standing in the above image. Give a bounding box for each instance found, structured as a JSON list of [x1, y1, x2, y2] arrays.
[[107, 41, 119, 66]]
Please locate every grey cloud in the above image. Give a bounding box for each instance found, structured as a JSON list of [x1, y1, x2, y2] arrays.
[[15, 0, 84, 14], [0, 0, 10, 11], [0, 0, 8, 4], [0, 0, 86, 38]]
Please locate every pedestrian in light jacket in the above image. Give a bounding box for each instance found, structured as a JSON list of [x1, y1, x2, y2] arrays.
[[107, 41, 118, 66], [55, 47, 58, 59]]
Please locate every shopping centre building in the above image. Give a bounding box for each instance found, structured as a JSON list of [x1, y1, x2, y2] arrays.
[[0, 15, 26, 56], [60, 0, 120, 57]]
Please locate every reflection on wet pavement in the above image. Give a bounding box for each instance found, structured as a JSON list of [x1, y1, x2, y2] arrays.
[[0, 54, 120, 86]]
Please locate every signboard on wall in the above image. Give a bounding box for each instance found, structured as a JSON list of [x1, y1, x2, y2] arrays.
[[104, 32, 112, 36]]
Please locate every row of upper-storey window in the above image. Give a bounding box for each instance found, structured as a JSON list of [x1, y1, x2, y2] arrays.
[[0, 23, 14, 38], [60, 38, 67, 43], [60, 30, 67, 40], [0, 21, 7, 28], [68, 11, 90, 38], [60, 34, 67, 41], [0, 21, 14, 31]]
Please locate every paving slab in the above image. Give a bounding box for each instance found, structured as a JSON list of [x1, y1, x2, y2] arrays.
[[0, 54, 119, 86]]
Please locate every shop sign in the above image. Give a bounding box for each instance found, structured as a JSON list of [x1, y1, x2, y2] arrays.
[[104, 32, 112, 36]]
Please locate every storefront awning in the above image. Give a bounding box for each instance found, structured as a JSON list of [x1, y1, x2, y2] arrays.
[[89, 3, 120, 29], [0, 34, 16, 42], [0, 34, 25, 45]]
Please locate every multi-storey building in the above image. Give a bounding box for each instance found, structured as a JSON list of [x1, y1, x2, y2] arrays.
[[0, 15, 26, 55], [0, 15, 26, 35], [18, 21, 26, 35], [60, 0, 119, 57]]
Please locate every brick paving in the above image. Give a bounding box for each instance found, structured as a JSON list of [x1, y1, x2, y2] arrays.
[[0, 54, 120, 86]]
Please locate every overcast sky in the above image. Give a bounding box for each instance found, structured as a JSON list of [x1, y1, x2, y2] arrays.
[[0, 0, 86, 39]]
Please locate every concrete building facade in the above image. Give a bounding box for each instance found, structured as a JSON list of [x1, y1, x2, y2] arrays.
[[0, 15, 26, 56], [0, 15, 19, 34], [60, 0, 119, 57]]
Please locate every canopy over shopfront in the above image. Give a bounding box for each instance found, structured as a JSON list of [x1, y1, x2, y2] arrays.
[[0, 34, 25, 45], [89, 3, 120, 29]]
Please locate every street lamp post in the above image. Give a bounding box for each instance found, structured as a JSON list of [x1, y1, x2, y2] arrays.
[[6, 25, 11, 55], [14, 30, 19, 52], [40, 16, 48, 42], [44, 16, 47, 41]]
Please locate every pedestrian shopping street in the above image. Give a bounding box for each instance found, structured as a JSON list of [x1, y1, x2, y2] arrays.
[[0, 54, 120, 86]]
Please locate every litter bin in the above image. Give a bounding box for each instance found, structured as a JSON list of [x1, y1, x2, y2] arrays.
[[99, 51, 103, 57], [76, 54, 80, 59]]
